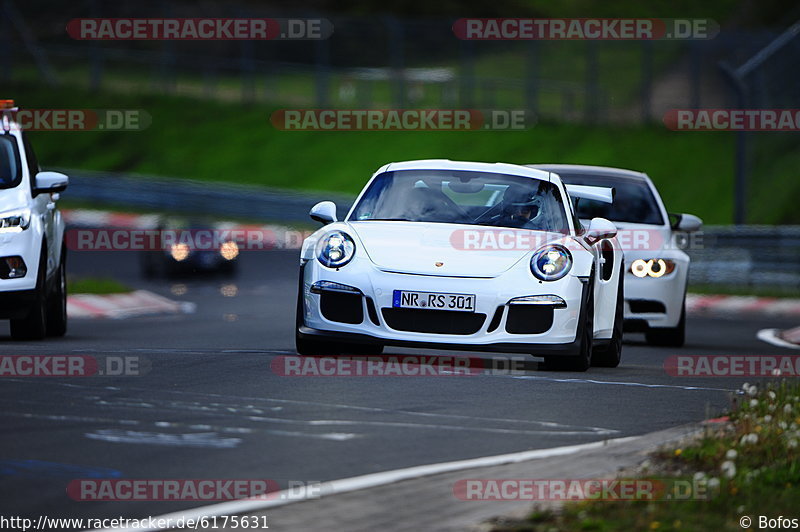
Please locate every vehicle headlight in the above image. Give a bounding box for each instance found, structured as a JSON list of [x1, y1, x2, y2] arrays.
[[530, 245, 572, 281], [631, 258, 676, 278], [317, 231, 356, 268], [0, 209, 31, 233], [170, 242, 190, 261], [220, 241, 239, 261]]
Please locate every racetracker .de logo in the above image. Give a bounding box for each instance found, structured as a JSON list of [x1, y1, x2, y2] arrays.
[[0, 355, 145, 377], [67, 479, 323, 501], [664, 355, 800, 377], [65, 228, 316, 251], [453, 478, 713, 500], [1, 109, 150, 132], [452, 18, 718, 40], [271, 355, 533, 377], [664, 109, 800, 131], [66, 18, 333, 40], [448, 228, 703, 252], [270, 109, 533, 131]]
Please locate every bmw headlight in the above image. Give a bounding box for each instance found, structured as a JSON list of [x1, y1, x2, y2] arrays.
[[531, 245, 572, 281], [317, 231, 356, 268], [0, 209, 31, 233], [631, 258, 676, 278]]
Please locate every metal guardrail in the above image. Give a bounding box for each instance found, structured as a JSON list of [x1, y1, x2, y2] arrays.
[[687, 226, 800, 290], [60, 169, 355, 224], [61, 169, 800, 291]]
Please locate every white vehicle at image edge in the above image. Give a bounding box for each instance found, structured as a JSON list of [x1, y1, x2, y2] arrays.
[[0, 100, 69, 340], [529, 164, 702, 347], [297, 160, 625, 372]]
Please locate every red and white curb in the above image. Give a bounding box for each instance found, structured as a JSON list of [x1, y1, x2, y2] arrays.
[[687, 294, 800, 317], [67, 290, 195, 319], [757, 326, 800, 350]]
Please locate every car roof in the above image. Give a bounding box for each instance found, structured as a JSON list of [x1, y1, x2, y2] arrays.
[[527, 164, 649, 182], [384, 159, 552, 181]]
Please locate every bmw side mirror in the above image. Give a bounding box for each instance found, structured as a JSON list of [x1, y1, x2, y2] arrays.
[[310, 201, 337, 225], [670, 213, 702, 232], [585, 217, 617, 245], [34, 171, 69, 195]]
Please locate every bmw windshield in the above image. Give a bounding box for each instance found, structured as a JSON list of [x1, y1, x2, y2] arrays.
[[349, 170, 571, 233], [557, 173, 665, 225]]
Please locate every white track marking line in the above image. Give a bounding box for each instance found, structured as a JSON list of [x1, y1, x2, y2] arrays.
[[2, 379, 615, 434], [93, 435, 638, 532], [757, 329, 800, 350], [509, 375, 737, 392]]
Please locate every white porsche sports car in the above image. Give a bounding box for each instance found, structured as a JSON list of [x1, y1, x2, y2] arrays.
[[529, 164, 702, 347], [296, 160, 625, 371]]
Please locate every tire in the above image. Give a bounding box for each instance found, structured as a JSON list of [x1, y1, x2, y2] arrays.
[[592, 266, 623, 368], [10, 245, 48, 341], [45, 245, 67, 337], [546, 279, 594, 372], [645, 300, 686, 347]]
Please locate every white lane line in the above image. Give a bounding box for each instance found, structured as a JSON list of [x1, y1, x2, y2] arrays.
[[93, 435, 638, 532], [85, 430, 242, 448], [2, 379, 614, 435], [509, 374, 737, 392], [757, 329, 800, 350]]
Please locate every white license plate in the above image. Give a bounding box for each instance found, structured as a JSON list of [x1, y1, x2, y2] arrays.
[[392, 290, 476, 312]]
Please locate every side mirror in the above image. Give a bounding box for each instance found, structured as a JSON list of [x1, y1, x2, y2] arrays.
[[670, 213, 702, 232], [585, 217, 617, 245], [309, 201, 337, 225], [34, 171, 69, 195]]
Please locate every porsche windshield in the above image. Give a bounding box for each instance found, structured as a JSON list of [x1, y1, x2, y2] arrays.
[[349, 170, 571, 232]]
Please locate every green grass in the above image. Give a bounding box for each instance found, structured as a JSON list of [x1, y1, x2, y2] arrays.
[[9, 80, 796, 225], [495, 381, 800, 531], [689, 285, 800, 299], [67, 276, 131, 294]]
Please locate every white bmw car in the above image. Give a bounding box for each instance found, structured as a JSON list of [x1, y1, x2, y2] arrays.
[[529, 164, 702, 347], [296, 160, 625, 371]]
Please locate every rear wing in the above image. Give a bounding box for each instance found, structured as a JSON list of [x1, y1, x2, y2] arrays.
[[565, 184, 614, 204]]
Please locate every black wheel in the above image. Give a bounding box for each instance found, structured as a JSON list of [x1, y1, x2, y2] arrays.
[[592, 266, 623, 368], [645, 301, 686, 347], [45, 245, 67, 337], [11, 245, 48, 341], [546, 280, 593, 372]]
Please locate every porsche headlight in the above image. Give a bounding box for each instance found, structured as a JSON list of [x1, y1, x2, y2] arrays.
[[531, 245, 572, 281], [631, 258, 676, 278], [0, 209, 31, 233], [317, 231, 355, 268]]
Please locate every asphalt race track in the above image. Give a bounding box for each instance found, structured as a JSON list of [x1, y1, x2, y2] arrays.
[[1, 248, 796, 526]]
